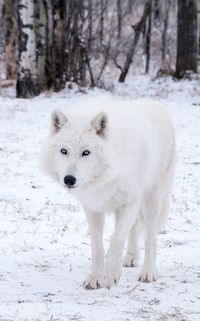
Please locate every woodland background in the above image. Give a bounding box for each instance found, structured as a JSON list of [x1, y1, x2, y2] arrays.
[[0, 0, 200, 97]]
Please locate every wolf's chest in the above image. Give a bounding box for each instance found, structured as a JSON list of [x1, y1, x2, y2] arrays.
[[78, 184, 129, 213]]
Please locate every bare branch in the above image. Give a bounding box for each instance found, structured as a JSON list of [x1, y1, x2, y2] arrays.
[[118, 0, 153, 83]]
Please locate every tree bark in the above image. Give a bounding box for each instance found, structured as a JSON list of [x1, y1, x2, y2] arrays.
[[99, 0, 105, 44], [126, 0, 134, 15], [0, 1, 4, 59], [145, 3, 152, 73], [117, 0, 122, 39], [4, 0, 17, 79], [161, 0, 170, 65], [46, 0, 66, 91], [35, 0, 48, 90], [153, 0, 160, 22], [175, 0, 198, 78], [119, 0, 153, 83], [88, 0, 93, 51], [16, 0, 39, 98]]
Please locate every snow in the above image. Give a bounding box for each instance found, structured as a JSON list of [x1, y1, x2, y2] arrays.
[[0, 76, 200, 321]]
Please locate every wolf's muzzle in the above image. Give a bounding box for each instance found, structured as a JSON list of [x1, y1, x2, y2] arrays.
[[64, 175, 76, 188]]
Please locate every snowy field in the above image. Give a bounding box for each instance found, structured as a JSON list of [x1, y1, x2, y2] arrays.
[[0, 76, 200, 321]]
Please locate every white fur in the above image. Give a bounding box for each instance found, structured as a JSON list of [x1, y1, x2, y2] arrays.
[[41, 98, 175, 289]]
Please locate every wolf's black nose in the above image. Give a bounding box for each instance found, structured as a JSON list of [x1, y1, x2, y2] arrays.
[[64, 175, 76, 187]]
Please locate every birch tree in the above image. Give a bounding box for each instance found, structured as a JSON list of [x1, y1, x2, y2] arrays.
[[16, 0, 39, 97]]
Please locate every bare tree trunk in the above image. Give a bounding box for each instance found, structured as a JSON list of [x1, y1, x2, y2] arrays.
[[100, 0, 104, 44], [119, 0, 153, 83], [51, 0, 66, 90], [16, 0, 39, 98], [0, 1, 5, 60], [4, 0, 17, 79], [145, 3, 152, 73], [35, 0, 48, 90], [175, 0, 198, 78], [197, 7, 200, 55], [117, 0, 122, 39], [126, 0, 134, 15], [154, 0, 160, 22], [161, 0, 171, 65], [45, 0, 53, 89], [88, 0, 93, 51]]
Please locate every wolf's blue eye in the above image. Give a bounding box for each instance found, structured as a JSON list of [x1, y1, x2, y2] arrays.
[[82, 150, 90, 157], [60, 148, 68, 155]]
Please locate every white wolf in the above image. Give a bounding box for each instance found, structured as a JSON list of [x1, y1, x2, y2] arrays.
[[41, 98, 175, 289]]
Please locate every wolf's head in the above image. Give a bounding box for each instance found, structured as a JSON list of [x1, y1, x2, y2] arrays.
[[42, 109, 113, 192]]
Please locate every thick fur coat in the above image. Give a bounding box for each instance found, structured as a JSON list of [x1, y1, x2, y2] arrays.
[[41, 98, 175, 289]]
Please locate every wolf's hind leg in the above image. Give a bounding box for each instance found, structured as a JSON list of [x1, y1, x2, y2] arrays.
[[139, 190, 162, 283], [123, 218, 143, 267], [139, 161, 174, 283]]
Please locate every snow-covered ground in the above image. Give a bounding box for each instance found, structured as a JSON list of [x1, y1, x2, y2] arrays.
[[0, 76, 200, 321]]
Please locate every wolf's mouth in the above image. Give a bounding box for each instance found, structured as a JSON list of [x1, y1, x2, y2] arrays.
[[66, 185, 76, 189]]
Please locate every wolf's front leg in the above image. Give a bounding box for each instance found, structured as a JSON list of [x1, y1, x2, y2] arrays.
[[105, 203, 139, 288], [83, 210, 105, 289]]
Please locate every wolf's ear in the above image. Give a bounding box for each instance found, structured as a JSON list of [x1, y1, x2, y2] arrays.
[[51, 110, 68, 134], [91, 112, 108, 138]]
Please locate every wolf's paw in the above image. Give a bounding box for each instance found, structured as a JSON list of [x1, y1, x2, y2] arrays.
[[83, 274, 105, 290], [138, 266, 158, 283], [123, 254, 139, 267], [105, 265, 122, 289]]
